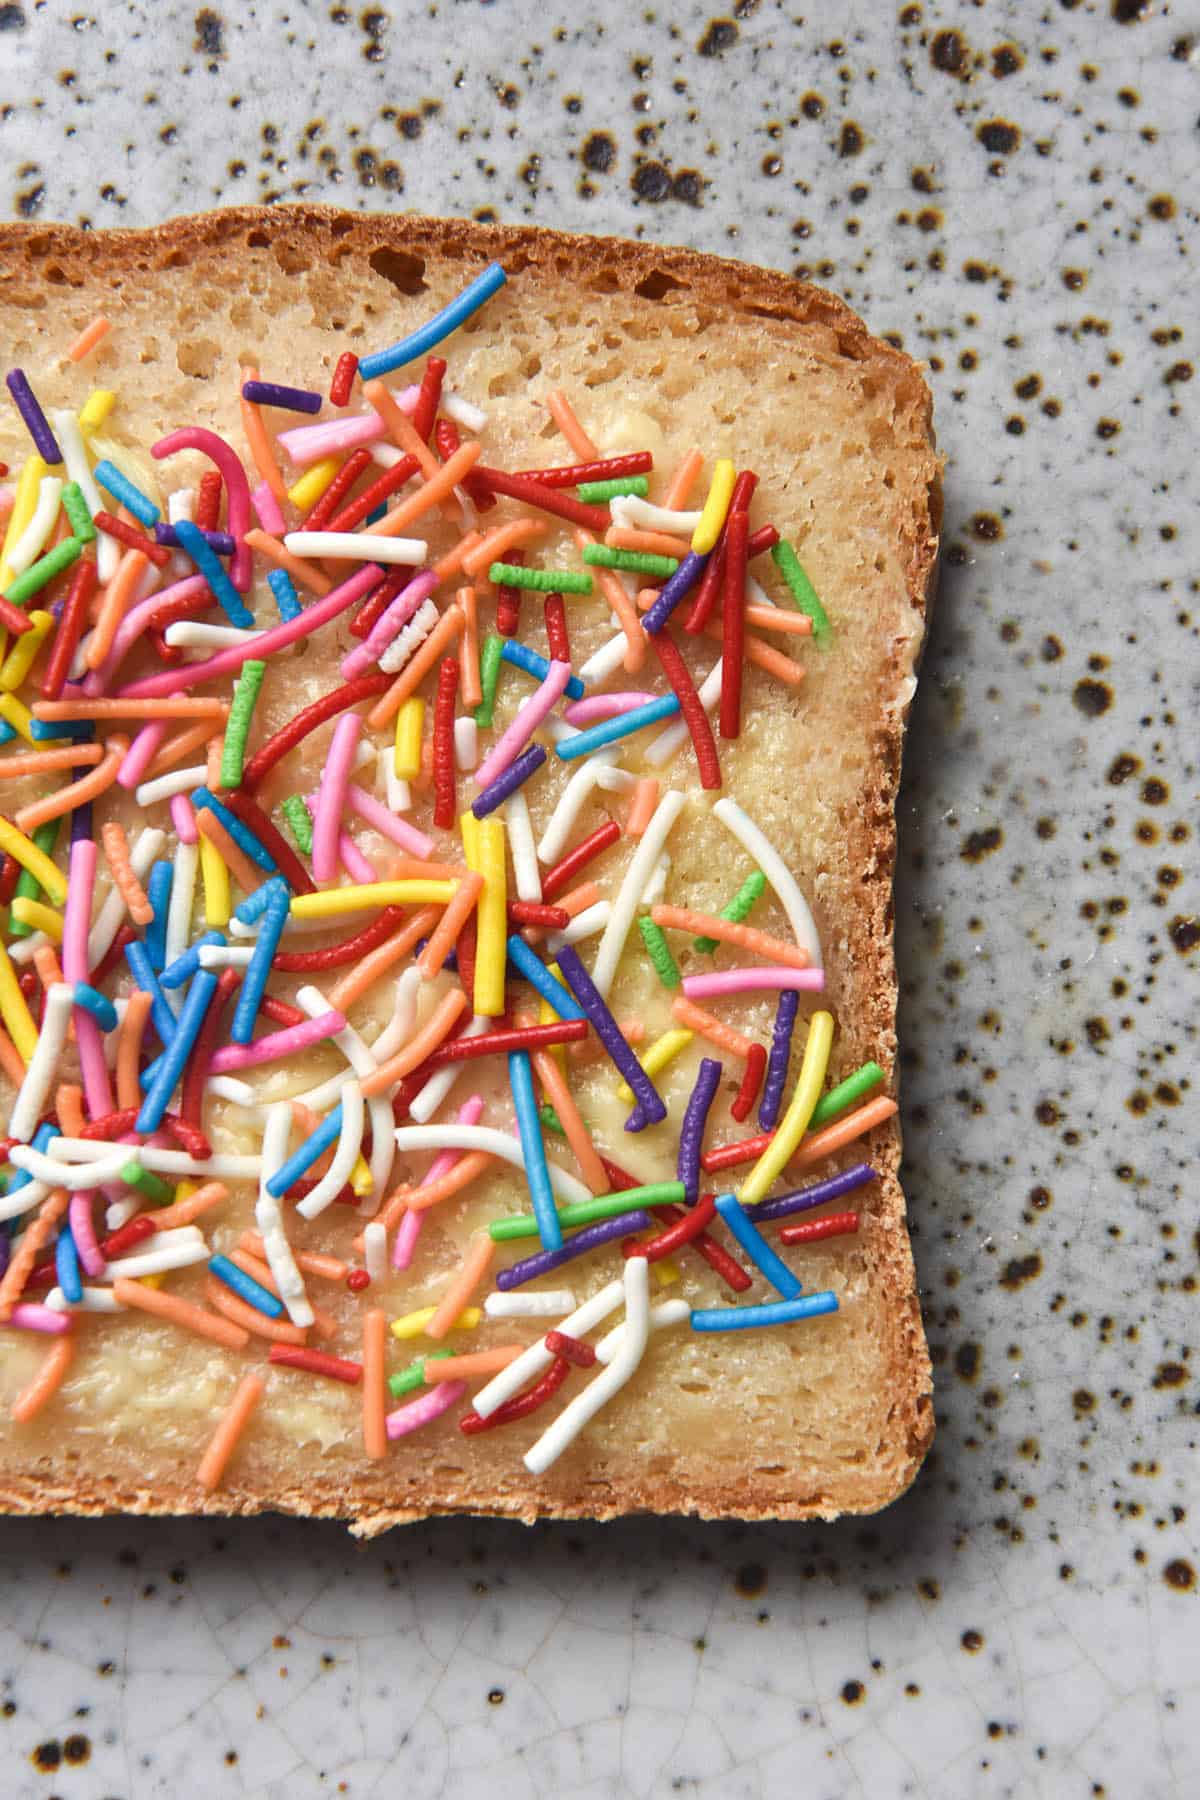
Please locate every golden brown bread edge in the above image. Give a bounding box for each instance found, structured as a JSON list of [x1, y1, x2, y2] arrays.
[[0, 206, 940, 1532]]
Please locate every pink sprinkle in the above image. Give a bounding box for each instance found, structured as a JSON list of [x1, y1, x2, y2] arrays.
[[385, 1378, 467, 1440], [152, 427, 253, 592], [343, 782, 434, 859], [563, 692, 657, 726], [276, 412, 386, 466], [473, 658, 572, 793], [340, 570, 437, 681], [251, 479, 286, 537], [210, 1010, 348, 1073], [6, 1304, 73, 1336], [170, 792, 198, 845], [116, 721, 170, 790], [84, 573, 209, 693], [680, 967, 826, 1000], [68, 1193, 105, 1279], [311, 713, 361, 884]]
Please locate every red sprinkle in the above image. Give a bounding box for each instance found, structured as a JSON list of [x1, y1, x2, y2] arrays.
[[719, 507, 749, 741], [778, 1211, 860, 1247], [0, 594, 34, 639], [329, 351, 359, 408], [216, 789, 316, 896], [326, 454, 419, 535], [512, 453, 653, 489], [91, 510, 172, 568], [543, 1329, 596, 1368], [272, 905, 407, 974], [541, 819, 621, 902], [346, 1269, 370, 1293], [495, 550, 523, 639], [682, 537, 725, 635], [0, 854, 21, 908], [349, 567, 411, 639], [543, 591, 570, 665], [89, 922, 139, 991], [260, 995, 307, 1030], [302, 445, 373, 531], [432, 654, 459, 830], [141, 587, 218, 639], [471, 466, 609, 533], [434, 418, 496, 512], [646, 1201, 752, 1291], [269, 1345, 363, 1384], [459, 1354, 570, 1434], [411, 356, 447, 442], [702, 1131, 774, 1174], [625, 1192, 718, 1263], [242, 674, 392, 790], [147, 625, 184, 665], [454, 910, 477, 1002], [195, 470, 223, 532], [421, 1018, 588, 1068], [507, 900, 570, 929], [650, 624, 721, 791], [730, 1043, 767, 1123]]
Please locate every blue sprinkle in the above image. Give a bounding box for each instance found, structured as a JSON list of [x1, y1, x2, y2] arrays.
[[713, 1192, 802, 1300], [144, 860, 174, 971], [173, 518, 254, 628], [72, 983, 118, 1033], [160, 929, 226, 990], [266, 567, 302, 623], [266, 1104, 343, 1198], [505, 935, 585, 1019], [500, 638, 585, 701], [55, 1226, 82, 1305], [92, 458, 160, 528], [209, 1252, 284, 1318], [690, 1292, 839, 1332], [192, 789, 277, 872], [358, 262, 507, 382], [555, 694, 679, 762]]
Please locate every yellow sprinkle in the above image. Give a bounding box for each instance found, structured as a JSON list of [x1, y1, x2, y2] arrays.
[[287, 457, 341, 510], [393, 696, 424, 779], [0, 940, 36, 1063], [0, 454, 47, 592], [738, 1010, 834, 1205], [349, 1153, 374, 1198], [0, 814, 68, 905], [691, 458, 736, 554], [78, 389, 117, 434], [138, 1273, 166, 1290], [0, 610, 53, 692], [616, 1027, 693, 1103], [199, 833, 231, 928], [290, 879, 457, 919], [0, 694, 36, 745], [9, 897, 63, 942], [652, 1259, 681, 1289], [174, 1180, 199, 1205], [389, 1304, 481, 1341], [471, 815, 507, 1018]]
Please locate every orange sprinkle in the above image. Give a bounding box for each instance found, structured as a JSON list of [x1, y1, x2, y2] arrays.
[[387, 857, 467, 881], [606, 526, 694, 559], [366, 603, 465, 729], [0, 744, 105, 778], [362, 1308, 388, 1460], [205, 1275, 308, 1346], [371, 438, 481, 541], [695, 617, 805, 686], [514, 1013, 610, 1195], [0, 1027, 25, 1087], [415, 871, 483, 981], [85, 550, 150, 671], [662, 448, 704, 511], [195, 806, 266, 897], [112, 1277, 251, 1351], [625, 777, 659, 839], [545, 389, 600, 460], [239, 1230, 348, 1284], [650, 904, 811, 970], [555, 880, 603, 919], [196, 1371, 264, 1494], [34, 698, 228, 721], [361, 988, 469, 1096], [102, 820, 154, 925], [243, 528, 332, 596], [15, 735, 126, 834], [456, 517, 546, 581], [65, 315, 111, 362], [55, 1083, 85, 1138], [426, 1233, 493, 1340], [32, 944, 66, 996], [744, 605, 813, 636], [373, 1151, 494, 1231], [422, 1346, 524, 1381], [152, 1181, 229, 1231], [0, 1190, 69, 1323], [116, 989, 153, 1110], [205, 733, 223, 789], [787, 1096, 899, 1171], [362, 379, 441, 479], [143, 719, 220, 779], [431, 528, 482, 584], [572, 527, 645, 672], [328, 904, 442, 1010], [10, 1335, 75, 1424], [458, 584, 482, 708], [670, 996, 754, 1061], [567, 1016, 644, 1065], [228, 1248, 338, 1341], [239, 367, 289, 504]]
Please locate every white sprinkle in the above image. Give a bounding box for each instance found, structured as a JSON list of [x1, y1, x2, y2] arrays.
[[284, 531, 426, 565]]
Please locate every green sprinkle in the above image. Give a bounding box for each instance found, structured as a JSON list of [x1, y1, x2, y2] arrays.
[[281, 795, 314, 855], [119, 1161, 175, 1205], [7, 819, 59, 939], [582, 544, 679, 578], [810, 1061, 886, 1128], [60, 482, 96, 544], [488, 1181, 685, 1242], [488, 562, 593, 595], [577, 475, 650, 504], [474, 632, 505, 729], [771, 540, 832, 644], [387, 1348, 453, 1399], [538, 1103, 566, 1136], [694, 868, 767, 953], [637, 915, 680, 988], [4, 537, 83, 607], [219, 659, 267, 789]]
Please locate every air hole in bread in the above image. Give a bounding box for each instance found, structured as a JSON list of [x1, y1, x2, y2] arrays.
[[139, 340, 159, 366], [159, 248, 189, 270], [746, 302, 799, 325], [367, 246, 427, 296], [176, 338, 220, 380], [245, 229, 270, 250], [275, 243, 310, 277], [634, 269, 687, 303]]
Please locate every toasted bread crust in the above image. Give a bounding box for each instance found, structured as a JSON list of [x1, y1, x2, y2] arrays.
[[0, 207, 939, 1531]]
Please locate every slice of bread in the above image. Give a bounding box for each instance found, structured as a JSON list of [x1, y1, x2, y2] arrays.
[[0, 208, 939, 1531]]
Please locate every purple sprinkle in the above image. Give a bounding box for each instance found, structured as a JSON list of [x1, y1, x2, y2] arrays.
[[555, 945, 667, 1130], [0, 1228, 9, 1280], [69, 790, 94, 844], [6, 368, 62, 464], [642, 549, 707, 634], [678, 1056, 722, 1203], [746, 1163, 877, 1225], [155, 523, 236, 555], [241, 380, 323, 414], [471, 742, 546, 819], [759, 989, 799, 1130], [495, 1209, 651, 1290]]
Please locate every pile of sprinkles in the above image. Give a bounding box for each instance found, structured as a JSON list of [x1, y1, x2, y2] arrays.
[[0, 262, 894, 1491]]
